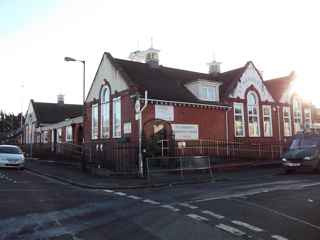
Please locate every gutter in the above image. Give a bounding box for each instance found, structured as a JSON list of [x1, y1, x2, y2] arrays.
[[138, 98, 231, 110]]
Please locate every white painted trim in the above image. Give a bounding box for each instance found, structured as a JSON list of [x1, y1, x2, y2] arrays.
[[40, 116, 83, 130], [138, 97, 231, 109], [100, 85, 110, 139], [91, 103, 98, 140], [304, 108, 312, 129], [233, 102, 245, 137], [112, 96, 122, 138], [262, 105, 273, 137], [247, 91, 260, 137], [283, 106, 292, 137]]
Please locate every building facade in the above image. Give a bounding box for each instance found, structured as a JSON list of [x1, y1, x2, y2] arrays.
[[23, 98, 83, 147], [84, 48, 314, 149]]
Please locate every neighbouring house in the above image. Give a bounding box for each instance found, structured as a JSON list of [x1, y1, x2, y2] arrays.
[[23, 96, 83, 148], [83, 47, 316, 171]]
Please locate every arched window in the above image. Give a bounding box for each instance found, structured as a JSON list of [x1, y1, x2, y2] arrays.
[[100, 85, 110, 138], [247, 91, 260, 137], [292, 97, 302, 134]]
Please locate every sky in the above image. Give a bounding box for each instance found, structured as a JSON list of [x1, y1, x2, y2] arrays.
[[1, 0, 320, 114]]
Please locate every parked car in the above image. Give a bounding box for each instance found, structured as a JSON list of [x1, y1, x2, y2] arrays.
[[282, 132, 320, 173], [0, 145, 25, 169]]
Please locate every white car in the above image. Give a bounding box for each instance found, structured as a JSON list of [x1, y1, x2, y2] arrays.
[[0, 145, 25, 169]]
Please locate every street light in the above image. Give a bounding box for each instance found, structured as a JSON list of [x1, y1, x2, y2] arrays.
[[64, 56, 86, 172], [64, 56, 86, 103]]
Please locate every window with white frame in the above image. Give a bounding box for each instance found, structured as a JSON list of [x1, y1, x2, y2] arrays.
[[100, 86, 110, 138], [262, 105, 273, 137], [91, 104, 98, 139], [283, 106, 292, 137], [66, 126, 73, 143], [57, 128, 62, 143], [292, 98, 302, 134], [304, 108, 312, 129], [113, 97, 121, 138], [201, 86, 217, 101], [234, 103, 245, 137], [247, 92, 260, 137], [41, 130, 48, 143]]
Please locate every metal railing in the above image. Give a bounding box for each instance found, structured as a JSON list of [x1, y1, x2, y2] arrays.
[[146, 155, 213, 180], [158, 139, 289, 162]]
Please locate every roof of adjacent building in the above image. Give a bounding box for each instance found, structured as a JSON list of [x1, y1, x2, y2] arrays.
[[31, 101, 83, 124], [264, 72, 294, 102], [106, 53, 256, 106]]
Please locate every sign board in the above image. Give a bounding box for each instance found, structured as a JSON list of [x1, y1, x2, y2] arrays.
[[172, 124, 199, 140], [135, 100, 141, 113], [124, 122, 132, 134], [155, 105, 174, 121]]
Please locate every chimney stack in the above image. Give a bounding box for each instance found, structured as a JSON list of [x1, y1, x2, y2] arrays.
[[208, 60, 221, 76], [129, 41, 160, 67], [57, 94, 64, 104]]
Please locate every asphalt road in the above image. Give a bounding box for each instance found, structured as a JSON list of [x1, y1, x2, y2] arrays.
[[1, 167, 320, 240]]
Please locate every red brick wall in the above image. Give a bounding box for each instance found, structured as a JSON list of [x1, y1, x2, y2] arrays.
[[84, 88, 138, 143], [142, 104, 227, 140]]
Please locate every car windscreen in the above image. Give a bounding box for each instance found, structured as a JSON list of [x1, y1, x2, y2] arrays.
[[0, 146, 22, 154], [290, 137, 319, 149]]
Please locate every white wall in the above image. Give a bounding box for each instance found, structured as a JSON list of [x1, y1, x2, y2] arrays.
[[86, 53, 129, 102]]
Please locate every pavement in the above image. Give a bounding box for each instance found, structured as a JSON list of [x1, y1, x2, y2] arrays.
[[25, 158, 281, 190], [1, 163, 320, 239]]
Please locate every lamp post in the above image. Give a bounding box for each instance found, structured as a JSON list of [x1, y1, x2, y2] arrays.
[[64, 56, 86, 171], [64, 57, 86, 103]]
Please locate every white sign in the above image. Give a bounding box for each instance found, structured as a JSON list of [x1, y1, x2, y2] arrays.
[[124, 122, 132, 134], [172, 124, 199, 140], [155, 105, 174, 121]]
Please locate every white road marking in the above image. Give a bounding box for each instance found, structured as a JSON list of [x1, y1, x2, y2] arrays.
[[179, 203, 198, 209], [161, 205, 180, 212], [114, 192, 126, 196], [271, 235, 289, 240], [216, 224, 246, 237], [231, 220, 264, 232], [143, 199, 160, 205], [103, 189, 114, 193], [233, 199, 320, 231], [187, 214, 209, 222], [127, 195, 141, 200], [201, 210, 224, 219]]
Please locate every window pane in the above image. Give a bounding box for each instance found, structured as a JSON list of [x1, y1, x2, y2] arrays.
[[92, 104, 98, 139], [113, 97, 121, 138], [234, 103, 245, 137]]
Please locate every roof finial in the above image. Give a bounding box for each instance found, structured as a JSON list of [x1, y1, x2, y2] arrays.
[[150, 37, 154, 48], [212, 50, 216, 61]]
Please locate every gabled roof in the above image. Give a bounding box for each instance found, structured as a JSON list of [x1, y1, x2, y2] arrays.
[[89, 52, 265, 106], [264, 72, 294, 102], [112, 57, 221, 105], [31, 101, 83, 124]]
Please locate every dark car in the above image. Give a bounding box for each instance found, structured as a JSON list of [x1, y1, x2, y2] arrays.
[[282, 132, 320, 173]]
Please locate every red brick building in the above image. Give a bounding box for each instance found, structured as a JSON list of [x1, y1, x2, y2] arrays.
[[23, 98, 83, 147], [85, 48, 314, 145]]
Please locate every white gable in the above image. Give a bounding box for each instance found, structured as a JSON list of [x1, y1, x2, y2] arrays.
[[229, 63, 274, 102], [185, 79, 221, 102], [86, 54, 129, 103], [25, 101, 37, 126]]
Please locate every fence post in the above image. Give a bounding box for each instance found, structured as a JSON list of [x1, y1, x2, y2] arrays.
[[146, 157, 150, 181], [179, 156, 183, 179], [208, 156, 213, 178]]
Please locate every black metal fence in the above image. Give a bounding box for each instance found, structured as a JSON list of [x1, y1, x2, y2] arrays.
[[20, 143, 82, 163], [83, 141, 139, 173]]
